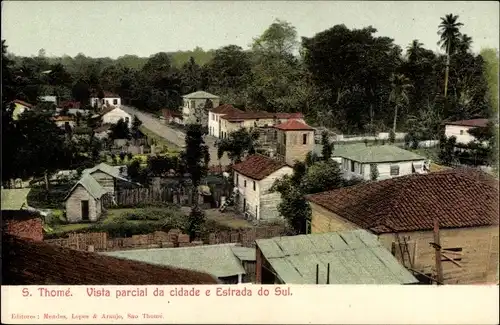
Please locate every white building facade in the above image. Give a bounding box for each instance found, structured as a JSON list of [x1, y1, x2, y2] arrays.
[[102, 107, 132, 128], [444, 119, 490, 145], [182, 91, 220, 126]]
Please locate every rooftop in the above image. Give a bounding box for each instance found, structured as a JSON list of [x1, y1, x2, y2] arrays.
[[2, 234, 219, 285], [83, 162, 133, 183], [256, 230, 418, 284], [274, 119, 314, 131], [332, 143, 425, 163], [183, 90, 219, 99], [210, 104, 244, 115], [102, 243, 246, 278], [306, 168, 499, 233], [445, 118, 490, 128], [64, 173, 108, 201], [13, 99, 33, 108], [1, 188, 31, 210], [232, 154, 288, 180], [222, 111, 304, 122]]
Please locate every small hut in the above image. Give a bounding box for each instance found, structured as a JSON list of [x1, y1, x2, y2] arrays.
[[64, 174, 108, 223]]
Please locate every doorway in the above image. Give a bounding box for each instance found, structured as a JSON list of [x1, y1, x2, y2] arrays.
[[81, 200, 89, 221]]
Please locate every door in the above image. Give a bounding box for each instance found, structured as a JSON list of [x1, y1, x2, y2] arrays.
[[243, 198, 246, 212], [81, 200, 89, 221]]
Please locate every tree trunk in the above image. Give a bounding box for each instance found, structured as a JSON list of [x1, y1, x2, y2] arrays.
[[44, 170, 50, 192], [392, 104, 398, 134], [444, 43, 451, 98]]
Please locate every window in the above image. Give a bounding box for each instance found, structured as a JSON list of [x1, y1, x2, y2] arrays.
[[236, 175, 239, 186], [390, 165, 400, 176], [253, 181, 256, 191], [283, 133, 287, 144], [302, 133, 307, 144], [441, 247, 463, 262], [459, 130, 464, 135], [244, 180, 247, 187], [350, 161, 355, 172], [190, 100, 195, 109], [113, 99, 118, 105]]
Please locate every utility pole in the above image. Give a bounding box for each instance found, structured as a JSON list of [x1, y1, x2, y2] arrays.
[[433, 218, 444, 285]]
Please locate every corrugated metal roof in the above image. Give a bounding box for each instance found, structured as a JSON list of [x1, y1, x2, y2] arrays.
[[331, 143, 425, 163], [230, 246, 256, 261], [83, 163, 132, 183], [1, 188, 31, 210], [256, 230, 418, 284], [102, 243, 245, 278], [64, 174, 107, 201]]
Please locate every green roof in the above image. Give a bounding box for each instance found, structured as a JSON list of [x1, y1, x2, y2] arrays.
[[83, 163, 132, 183], [231, 246, 256, 261], [64, 174, 107, 201], [182, 91, 219, 99], [102, 244, 245, 278], [1, 188, 31, 210], [332, 144, 425, 163], [256, 229, 418, 284]]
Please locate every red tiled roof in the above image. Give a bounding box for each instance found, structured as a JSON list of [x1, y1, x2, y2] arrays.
[[59, 101, 81, 109], [445, 119, 490, 128], [2, 211, 44, 242], [162, 109, 182, 118], [103, 91, 120, 98], [2, 234, 219, 285], [306, 168, 499, 234], [13, 99, 33, 108], [210, 104, 244, 115], [232, 154, 287, 180], [274, 119, 313, 131], [208, 165, 230, 174]]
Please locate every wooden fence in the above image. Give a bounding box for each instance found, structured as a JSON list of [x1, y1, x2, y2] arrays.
[[114, 186, 225, 208], [44, 225, 289, 252]]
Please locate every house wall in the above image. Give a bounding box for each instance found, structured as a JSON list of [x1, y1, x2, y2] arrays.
[[12, 103, 30, 120], [54, 120, 76, 129], [215, 117, 306, 139], [234, 166, 293, 221], [182, 98, 220, 126], [310, 202, 499, 284], [89, 171, 115, 194], [102, 108, 132, 128], [91, 97, 121, 108], [276, 130, 315, 166], [208, 112, 225, 138], [65, 185, 100, 223], [444, 125, 477, 145], [337, 158, 426, 181]]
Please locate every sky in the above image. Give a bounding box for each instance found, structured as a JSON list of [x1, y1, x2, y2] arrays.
[[2, 1, 499, 58]]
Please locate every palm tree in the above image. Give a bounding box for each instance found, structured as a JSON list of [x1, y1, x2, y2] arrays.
[[457, 34, 473, 54], [438, 13, 464, 98], [406, 40, 424, 63], [389, 73, 413, 134]]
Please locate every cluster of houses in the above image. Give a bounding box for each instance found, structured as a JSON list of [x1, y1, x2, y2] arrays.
[[3, 90, 498, 287], [11, 92, 132, 141]]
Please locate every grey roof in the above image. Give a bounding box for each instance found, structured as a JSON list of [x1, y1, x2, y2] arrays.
[[64, 174, 107, 201], [331, 143, 425, 163], [102, 243, 245, 278], [83, 163, 132, 183], [1, 188, 31, 210], [256, 229, 418, 284], [182, 91, 219, 99], [231, 246, 256, 261]]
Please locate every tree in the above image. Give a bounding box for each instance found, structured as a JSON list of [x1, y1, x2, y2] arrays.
[[320, 131, 333, 160], [131, 115, 143, 140], [388, 129, 396, 144], [127, 159, 142, 182], [109, 118, 131, 140], [480, 48, 499, 114], [184, 124, 209, 202], [438, 13, 464, 98], [186, 205, 206, 241], [180, 56, 202, 95], [438, 135, 457, 166], [389, 73, 412, 133], [217, 128, 259, 164], [300, 161, 344, 194], [370, 164, 379, 181], [119, 152, 126, 163]]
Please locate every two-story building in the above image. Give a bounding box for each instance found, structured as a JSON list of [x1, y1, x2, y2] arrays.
[[305, 168, 499, 284], [218, 111, 305, 140], [208, 104, 244, 138], [181, 91, 220, 126], [231, 154, 293, 221], [275, 119, 315, 166], [90, 91, 121, 109], [331, 143, 427, 181]]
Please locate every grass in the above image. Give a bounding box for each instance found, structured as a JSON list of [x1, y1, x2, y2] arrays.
[[139, 125, 181, 154]]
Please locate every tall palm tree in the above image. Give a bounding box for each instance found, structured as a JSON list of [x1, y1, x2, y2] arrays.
[[389, 73, 413, 134], [406, 40, 424, 63], [438, 13, 464, 98]]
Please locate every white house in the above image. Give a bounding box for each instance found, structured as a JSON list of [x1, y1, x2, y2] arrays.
[[51, 116, 76, 129], [231, 154, 293, 221], [90, 91, 121, 109], [208, 104, 243, 138], [444, 118, 490, 145], [181, 91, 220, 126], [101, 107, 132, 128], [331, 143, 427, 181], [39, 95, 57, 105]]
